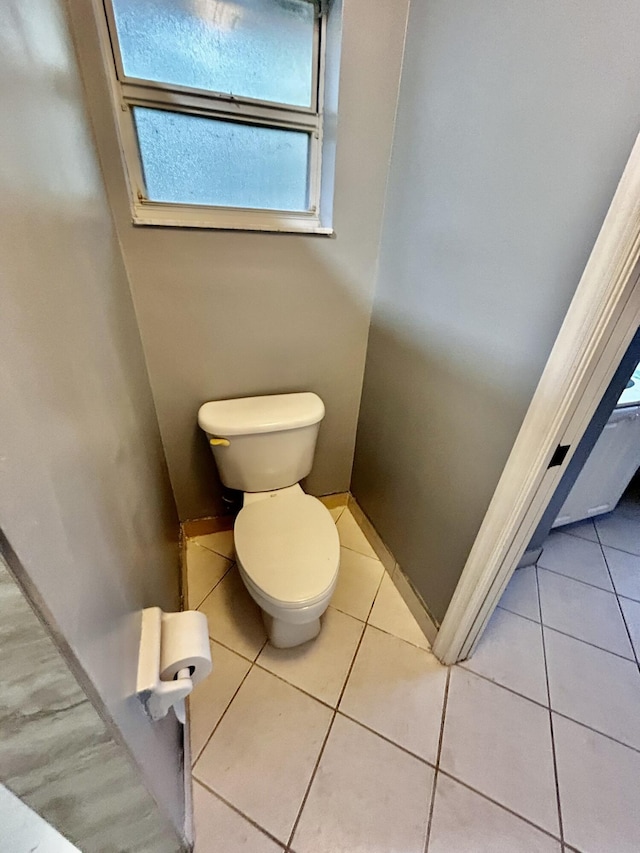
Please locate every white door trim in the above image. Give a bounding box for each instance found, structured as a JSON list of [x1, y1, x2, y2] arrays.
[[432, 133, 640, 665]]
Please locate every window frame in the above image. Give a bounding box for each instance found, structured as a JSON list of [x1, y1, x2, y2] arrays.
[[99, 0, 332, 233]]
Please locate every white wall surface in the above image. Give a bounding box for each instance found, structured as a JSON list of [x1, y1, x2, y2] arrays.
[[69, 0, 411, 520], [0, 0, 184, 836]]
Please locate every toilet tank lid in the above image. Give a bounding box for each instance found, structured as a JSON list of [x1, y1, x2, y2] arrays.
[[198, 392, 325, 436]]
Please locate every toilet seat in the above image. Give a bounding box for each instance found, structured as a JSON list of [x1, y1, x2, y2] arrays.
[[234, 491, 340, 608]]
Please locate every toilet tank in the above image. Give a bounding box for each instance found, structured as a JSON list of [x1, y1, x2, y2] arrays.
[[198, 393, 325, 492]]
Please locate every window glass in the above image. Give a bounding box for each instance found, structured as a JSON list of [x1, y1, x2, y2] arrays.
[[112, 0, 315, 107], [133, 107, 310, 210]]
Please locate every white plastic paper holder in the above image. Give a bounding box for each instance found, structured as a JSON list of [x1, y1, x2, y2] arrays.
[[136, 607, 193, 722]]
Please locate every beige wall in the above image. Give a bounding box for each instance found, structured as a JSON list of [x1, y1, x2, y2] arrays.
[[69, 0, 411, 520], [0, 0, 184, 836], [353, 0, 640, 622]]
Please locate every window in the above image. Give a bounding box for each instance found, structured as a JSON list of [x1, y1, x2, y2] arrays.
[[100, 0, 334, 232]]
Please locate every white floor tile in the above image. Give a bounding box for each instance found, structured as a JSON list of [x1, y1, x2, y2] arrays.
[[368, 573, 430, 649], [329, 506, 345, 523], [186, 541, 232, 609], [336, 509, 378, 559], [537, 568, 634, 659], [189, 641, 251, 760], [461, 607, 547, 705], [428, 774, 560, 853], [192, 528, 235, 560], [537, 532, 613, 591], [192, 782, 283, 853], [555, 518, 599, 542], [497, 566, 540, 622], [194, 668, 332, 843], [339, 625, 447, 763], [331, 546, 384, 621], [198, 567, 266, 661], [619, 596, 640, 660], [554, 714, 640, 853], [595, 503, 640, 556], [256, 607, 364, 707], [441, 669, 558, 835], [604, 545, 640, 602], [544, 628, 640, 750], [292, 714, 432, 853]]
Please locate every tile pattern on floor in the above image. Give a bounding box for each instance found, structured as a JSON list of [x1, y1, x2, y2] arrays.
[[187, 497, 640, 852]]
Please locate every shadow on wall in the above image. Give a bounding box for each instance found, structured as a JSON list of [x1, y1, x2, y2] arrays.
[[352, 316, 531, 623]]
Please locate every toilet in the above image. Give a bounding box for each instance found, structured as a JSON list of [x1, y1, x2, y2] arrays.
[[197, 392, 340, 648]]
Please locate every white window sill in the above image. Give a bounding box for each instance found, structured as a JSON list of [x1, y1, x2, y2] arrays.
[[131, 202, 335, 235]]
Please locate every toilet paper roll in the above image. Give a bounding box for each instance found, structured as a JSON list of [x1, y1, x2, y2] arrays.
[[159, 610, 212, 687]]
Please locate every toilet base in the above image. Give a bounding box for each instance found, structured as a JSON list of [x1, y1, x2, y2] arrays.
[[262, 612, 321, 649]]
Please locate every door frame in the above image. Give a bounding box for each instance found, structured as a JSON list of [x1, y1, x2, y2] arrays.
[[432, 133, 640, 665]]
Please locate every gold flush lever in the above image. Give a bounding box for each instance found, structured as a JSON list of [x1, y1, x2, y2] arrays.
[[209, 437, 230, 447]]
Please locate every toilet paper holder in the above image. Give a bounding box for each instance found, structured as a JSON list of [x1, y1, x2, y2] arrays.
[[136, 607, 212, 723]]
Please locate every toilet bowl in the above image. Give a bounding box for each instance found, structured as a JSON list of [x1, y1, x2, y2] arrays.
[[235, 485, 339, 647], [198, 392, 340, 648]]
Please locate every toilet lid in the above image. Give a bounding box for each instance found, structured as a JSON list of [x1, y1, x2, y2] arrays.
[[234, 494, 340, 605]]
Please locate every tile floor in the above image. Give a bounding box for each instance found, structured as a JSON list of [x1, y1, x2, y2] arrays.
[[187, 494, 640, 853]]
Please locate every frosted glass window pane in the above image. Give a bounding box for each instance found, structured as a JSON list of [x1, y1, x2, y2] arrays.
[[133, 107, 309, 210], [112, 0, 315, 107]]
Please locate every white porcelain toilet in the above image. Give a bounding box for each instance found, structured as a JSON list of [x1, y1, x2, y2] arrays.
[[197, 392, 340, 648]]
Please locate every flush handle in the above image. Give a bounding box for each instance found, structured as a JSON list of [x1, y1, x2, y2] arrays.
[[209, 437, 230, 447]]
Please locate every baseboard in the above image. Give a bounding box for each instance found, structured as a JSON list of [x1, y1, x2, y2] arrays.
[[317, 491, 350, 510], [346, 495, 395, 574], [347, 496, 439, 647], [516, 546, 543, 569], [182, 514, 235, 539]]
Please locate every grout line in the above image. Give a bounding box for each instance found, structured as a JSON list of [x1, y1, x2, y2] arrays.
[[251, 660, 338, 712], [435, 769, 564, 845], [191, 639, 267, 767], [536, 564, 617, 595], [284, 713, 336, 852], [560, 523, 598, 545], [328, 602, 366, 623], [456, 663, 549, 711], [191, 540, 236, 561], [599, 542, 640, 673], [462, 635, 640, 755], [550, 708, 640, 755], [459, 658, 640, 752], [616, 590, 640, 605], [331, 505, 346, 524], [204, 634, 265, 665], [284, 618, 371, 852], [191, 560, 234, 611], [591, 511, 640, 559], [191, 664, 250, 767], [502, 586, 637, 664], [364, 560, 387, 623], [496, 603, 541, 626], [364, 620, 433, 652], [541, 624, 636, 663], [195, 560, 236, 610], [335, 710, 438, 770], [193, 779, 287, 849], [423, 666, 451, 852], [536, 567, 565, 849], [340, 541, 385, 562]]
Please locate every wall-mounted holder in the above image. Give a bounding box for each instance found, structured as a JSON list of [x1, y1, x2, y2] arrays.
[[136, 607, 212, 723]]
